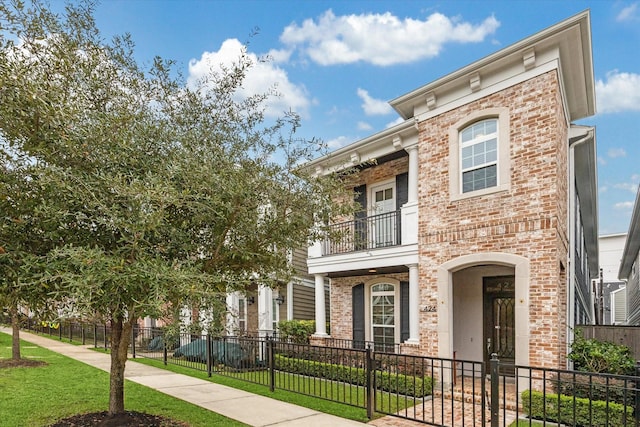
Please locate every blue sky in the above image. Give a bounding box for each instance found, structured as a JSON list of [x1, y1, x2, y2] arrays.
[[86, 0, 640, 235]]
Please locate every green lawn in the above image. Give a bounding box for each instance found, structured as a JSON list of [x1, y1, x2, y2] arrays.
[[0, 332, 247, 427], [132, 355, 373, 422]]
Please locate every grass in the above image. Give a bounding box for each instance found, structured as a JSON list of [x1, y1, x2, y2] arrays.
[[0, 332, 248, 427], [8, 329, 414, 424], [131, 355, 373, 422]]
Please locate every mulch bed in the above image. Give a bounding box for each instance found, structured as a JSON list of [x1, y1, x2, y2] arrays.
[[49, 411, 190, 427], [0, 358, 48, 368]]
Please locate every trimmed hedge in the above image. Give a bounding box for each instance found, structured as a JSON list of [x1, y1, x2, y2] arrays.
[[275, 354, 433, 397], [522, 389, 635, 427]]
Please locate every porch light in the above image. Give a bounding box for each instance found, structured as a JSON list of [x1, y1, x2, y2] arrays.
[[275, 295, 285, 305], [246, 296, 255, 305]]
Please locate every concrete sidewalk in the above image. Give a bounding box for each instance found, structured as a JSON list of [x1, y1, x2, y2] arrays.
[[1, 327, 365, 427]]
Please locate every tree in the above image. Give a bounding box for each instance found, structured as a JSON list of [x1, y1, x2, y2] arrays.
[[0, 0, 352, 417]]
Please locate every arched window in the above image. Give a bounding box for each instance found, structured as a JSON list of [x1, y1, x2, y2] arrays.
[[460, 118, 498, 193], [371, 283, 396, 351]]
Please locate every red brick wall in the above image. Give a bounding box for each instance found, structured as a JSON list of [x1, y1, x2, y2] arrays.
[[415, 71, 569, 368], [329, 272, 409, 341]]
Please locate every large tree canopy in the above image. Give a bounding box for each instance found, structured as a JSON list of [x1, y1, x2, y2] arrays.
[[0, 0, 353, 416]]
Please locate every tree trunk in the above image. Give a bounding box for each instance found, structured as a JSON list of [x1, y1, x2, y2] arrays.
[[108, 316, 132, 415], [10, 303, 21, 360]]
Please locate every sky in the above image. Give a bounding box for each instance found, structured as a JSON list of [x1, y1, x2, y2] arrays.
[[82, 0, 640, 235]]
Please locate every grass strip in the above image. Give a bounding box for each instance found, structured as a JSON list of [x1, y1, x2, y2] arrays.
[[0, 332, 247, 427]]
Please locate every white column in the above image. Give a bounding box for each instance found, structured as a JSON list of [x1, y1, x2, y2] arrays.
[[257, 285, 273, 337], [313, 274, 328, 336], [406, 144, 419, 203], [406, 263, 420, 344], [225, 293, 238, 336], [286, 281, 294, 321]]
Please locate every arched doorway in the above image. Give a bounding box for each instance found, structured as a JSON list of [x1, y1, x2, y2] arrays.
[[437, 253, 530, 367]]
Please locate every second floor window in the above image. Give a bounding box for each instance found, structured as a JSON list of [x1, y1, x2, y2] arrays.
[[460, 119, 498, 193]]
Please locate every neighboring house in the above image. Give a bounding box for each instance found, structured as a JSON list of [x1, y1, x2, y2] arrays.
[[305, 11, 598, 371], [619, 185, 640, 325], [598, 233, 627, 325], [226, 247, 330, 337]]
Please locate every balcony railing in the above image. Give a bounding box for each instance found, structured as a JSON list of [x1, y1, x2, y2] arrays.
[[323, 210, 401, 255]]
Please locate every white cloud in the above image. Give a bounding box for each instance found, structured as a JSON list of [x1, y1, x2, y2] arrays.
[[357, 88, 393, 116], [608, 148, 627, 158], [265, 48, 292, 63], [613, 176, 640, 193], [280, 10, 500, 66], [385, 117, 405, 128], [596, 70, 640, 113], [599, 185, 608, 193], [617, 3, 639, 22], [357, 121, 373, 131], [597, 157, 607, 166], [187, 39, 311, 118], [615, 201, 635, 210], [326, 135, 352, 149]]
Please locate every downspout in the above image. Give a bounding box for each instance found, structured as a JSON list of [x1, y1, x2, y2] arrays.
[[567, 129, 594, 359]]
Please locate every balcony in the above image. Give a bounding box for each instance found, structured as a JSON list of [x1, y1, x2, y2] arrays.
[[323, 210, 401, 255]]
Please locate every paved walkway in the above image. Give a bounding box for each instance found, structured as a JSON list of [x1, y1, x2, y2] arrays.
[[1, 327, 365, 427]]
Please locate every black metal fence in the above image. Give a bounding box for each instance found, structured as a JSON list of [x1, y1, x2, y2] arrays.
[[15, 320, 640, 426]]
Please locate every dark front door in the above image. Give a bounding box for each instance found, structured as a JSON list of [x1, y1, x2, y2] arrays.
[[483, 276, 515, 371]]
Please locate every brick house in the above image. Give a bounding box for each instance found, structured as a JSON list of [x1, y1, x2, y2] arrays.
[[305, 11, 598, 370]]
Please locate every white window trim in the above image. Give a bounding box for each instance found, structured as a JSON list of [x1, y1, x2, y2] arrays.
[[449, 108, 510, 201], [363, 277, 400, 345]]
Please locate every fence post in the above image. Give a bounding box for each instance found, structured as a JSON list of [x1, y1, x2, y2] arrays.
[[366, 343, 374, 420], [58, 323, 62, 340], [94, 324, 98, 348], [490, 353, 499, 427], [206, 333, 212, 377], [268, 336, 275, 392], [81, 324, 85, 345], [131, 325, 136, 359], [104, 324, 108, 350], [69, 322, 73, 342], [163, 340, 168, 365]]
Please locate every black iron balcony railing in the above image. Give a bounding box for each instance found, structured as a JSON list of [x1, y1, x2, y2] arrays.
[[323, 210, 401, 255]]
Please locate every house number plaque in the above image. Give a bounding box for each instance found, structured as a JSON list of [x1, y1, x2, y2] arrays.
[[422, 305, 437, 312]]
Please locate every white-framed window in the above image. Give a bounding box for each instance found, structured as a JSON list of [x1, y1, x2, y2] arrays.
[[272, 298, 280, 331], [238, 297, 247, 333], [370, 283, 396, 351], [449, 108, 510, 201], [460, 119, 498, 193]]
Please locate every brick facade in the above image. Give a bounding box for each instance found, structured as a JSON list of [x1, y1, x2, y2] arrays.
[[325, 71, 572, 369]]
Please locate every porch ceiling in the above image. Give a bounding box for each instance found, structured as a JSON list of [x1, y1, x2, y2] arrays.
[[326, 265, 408, 279]]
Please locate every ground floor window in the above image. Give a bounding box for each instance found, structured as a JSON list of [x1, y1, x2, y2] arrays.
[[371, 283, 396, 351], [238, 297, 247, 333]]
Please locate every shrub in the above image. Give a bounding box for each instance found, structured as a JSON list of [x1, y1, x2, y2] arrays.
[[522, 389, 634, 427], [274, 354, 433, 397], [277, 320, 316, 344], [555, 371, 637, 406], [568, 330, 635, 375]]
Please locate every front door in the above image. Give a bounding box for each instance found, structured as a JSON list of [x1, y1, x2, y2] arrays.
[[483, 276, 515, 371], [370, 182, 395, 247]]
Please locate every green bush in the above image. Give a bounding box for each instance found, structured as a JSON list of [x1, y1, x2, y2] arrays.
[[274, 354, 432, 397], [522, 389, 634, 427], [555, 372, 636, 406], [277, 320, 317, 344], [568, 330, 635, 375]]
